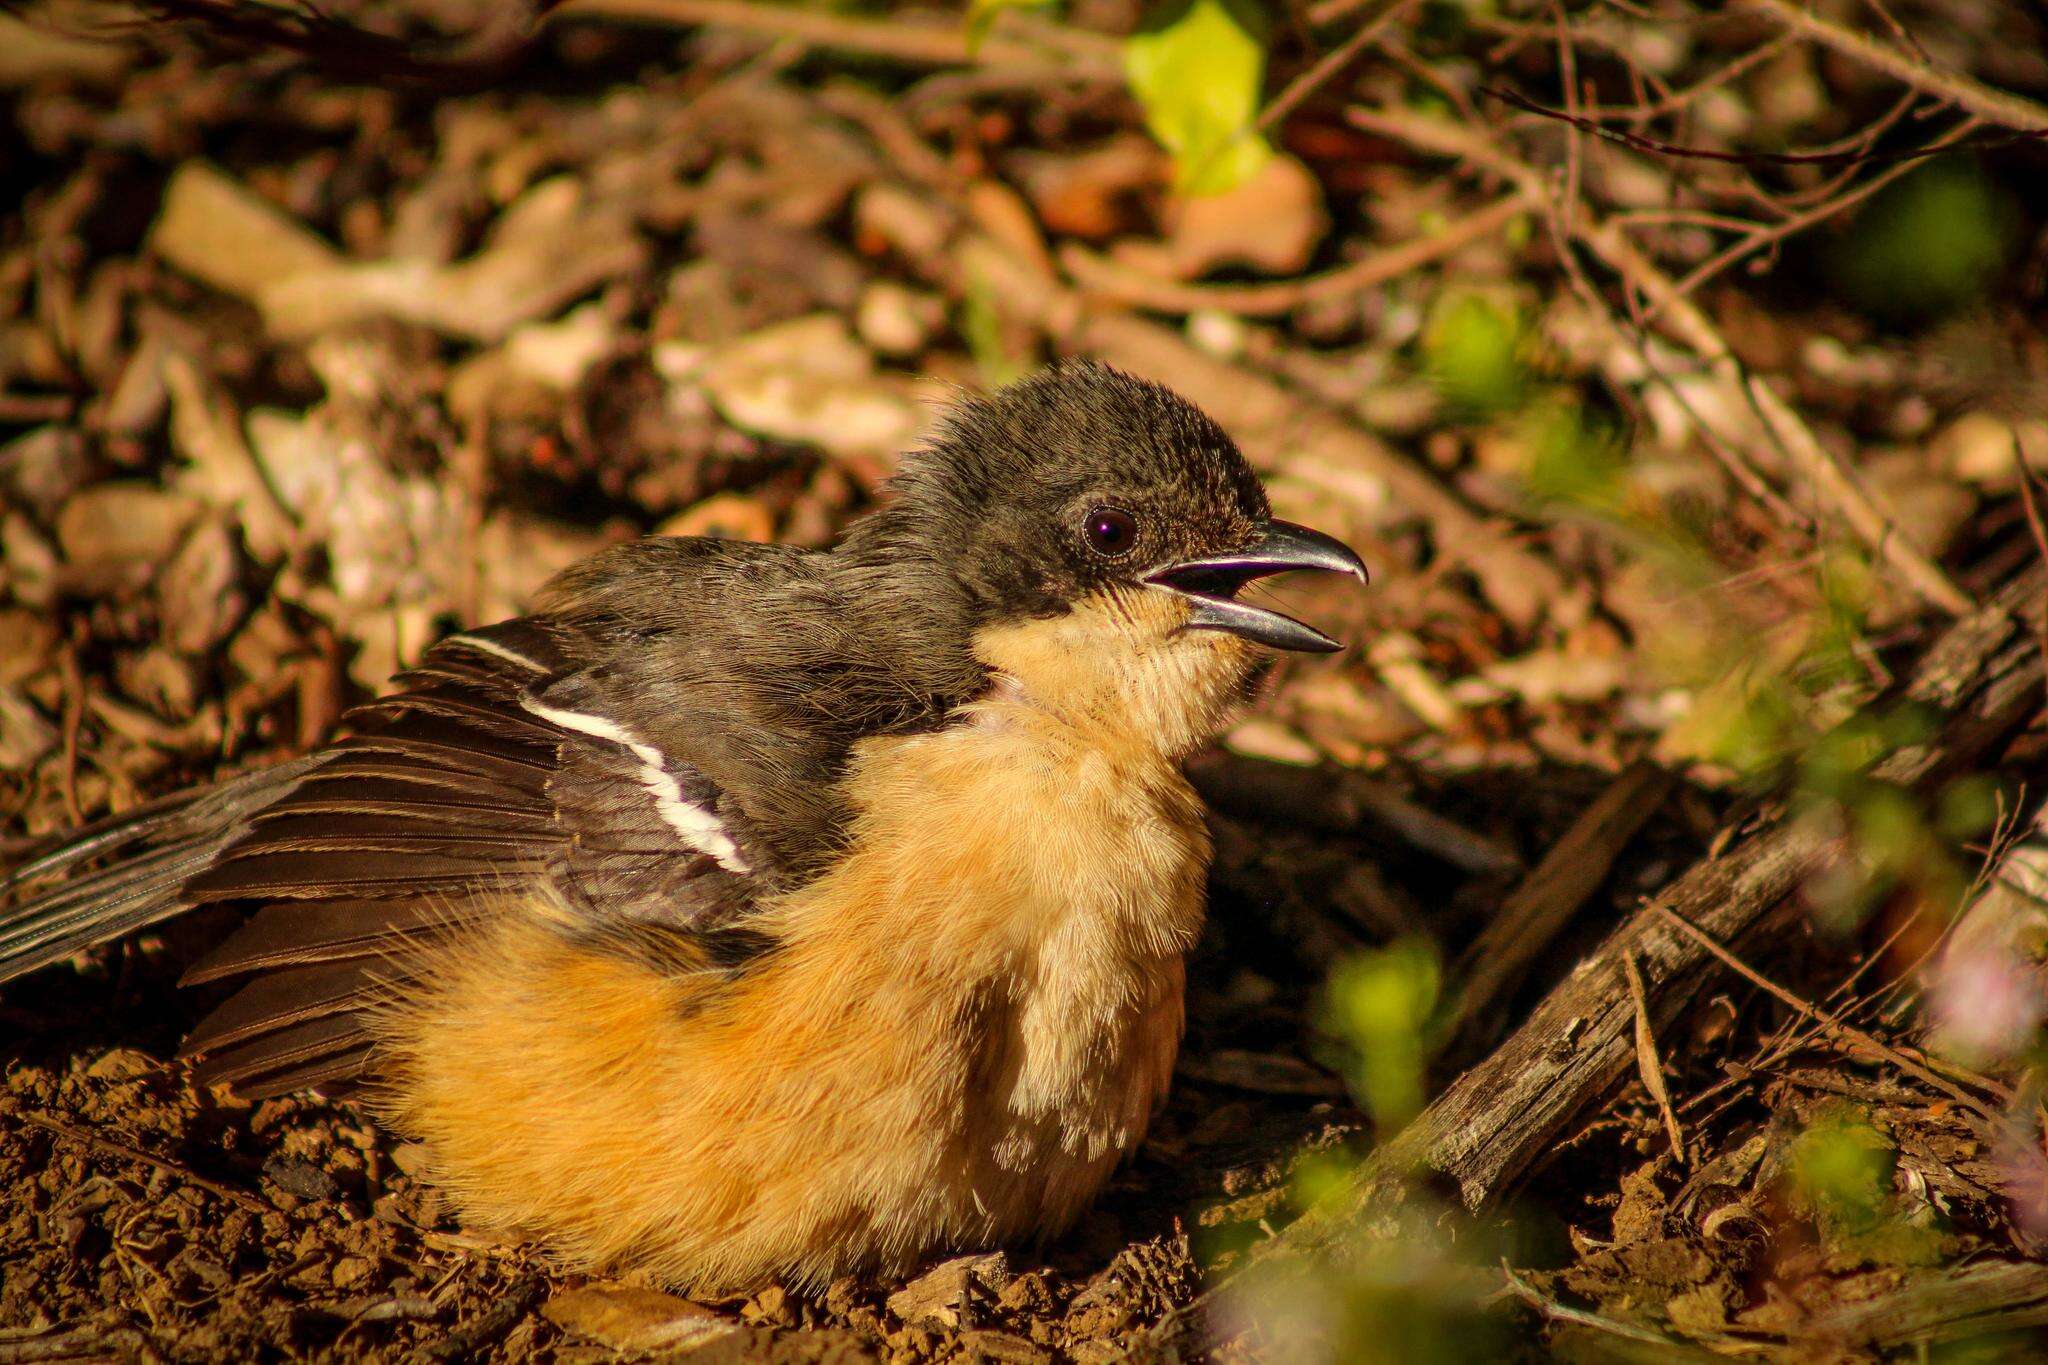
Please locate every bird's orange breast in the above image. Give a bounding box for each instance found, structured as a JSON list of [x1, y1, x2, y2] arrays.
[[365, 616, 1217, 1290]]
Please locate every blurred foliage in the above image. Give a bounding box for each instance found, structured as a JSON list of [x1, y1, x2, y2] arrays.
[[1229, 1203, 1514, 1364], [1788, 1104, 1952, 1266], [1278, 206, 2035, 1346], [1832, 160, 2022, 326], [958, 0, 2038, 1337], [1521, 398, 1627, 511], [1124, 0, 1274, 194], [960, 269, 1034, 386], [1324, 937, 1442, 1134], [960, 0, 1274, 192], [1791, 1105, 1895, 1232], [1233, 942, 1522, 1359], [1420, 293, 1528, 417], [1232, 923, 1562, 1358], [1419, 281, 2000, 939]]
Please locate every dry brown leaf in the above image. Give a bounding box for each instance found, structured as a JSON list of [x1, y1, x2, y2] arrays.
[[886, 1252, 1009, 1329], [1934, 412, 2048, 487], [149, 163, 345, 304], [158, 516, 245, 656], [162, 347, 297, 564], [1863, 450, 1979, 558], [542, 1283, 734, 1352], [445, 303, 618, 427], [261, 177, 648, 343], [1125, 154, 1327, 281], [473, 513, 609, 623], [1007, 135, 1165, 241], [691, 315, 928, 462], [855, 281, 944, 359], [0, 683, 57, 769], [152, 165, 646, 345], [54, 483, 202, 597], [658, 494, 777, 545], [0, 14, 131, 86]]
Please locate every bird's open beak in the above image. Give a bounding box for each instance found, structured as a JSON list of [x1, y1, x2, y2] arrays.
[[1143, 520, 1369, 653]]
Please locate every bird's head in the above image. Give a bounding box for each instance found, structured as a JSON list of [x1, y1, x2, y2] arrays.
[[848, 361, 1368, 756]]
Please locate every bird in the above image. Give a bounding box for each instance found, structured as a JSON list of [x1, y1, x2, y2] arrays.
[[0, 360, 1367, 1293]]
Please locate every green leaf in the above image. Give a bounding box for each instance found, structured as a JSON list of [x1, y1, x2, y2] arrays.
[[1421, 293, 1526, 417], [961, 268, 1033, 388], [1327, 939, 1441, 1133], [1832, 160, 2020, 325], [966, 0, 1057, 53], [1123, 0, 1273, 196]]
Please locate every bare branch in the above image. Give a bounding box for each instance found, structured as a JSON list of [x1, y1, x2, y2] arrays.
[[1748, 0, 2048, 133]]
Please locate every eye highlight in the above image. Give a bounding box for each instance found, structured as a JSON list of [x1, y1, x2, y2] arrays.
[[1082, 506, 1138, 558]]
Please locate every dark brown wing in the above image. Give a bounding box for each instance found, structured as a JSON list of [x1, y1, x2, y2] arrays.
[[0, 760, 321, 982], [171, 618, 779, 1096], [2, 616, 779, 1098]]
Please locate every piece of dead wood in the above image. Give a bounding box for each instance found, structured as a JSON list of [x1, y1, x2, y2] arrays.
[[1141, 566, 2044, 1356], [561, 0, 1122, 78], [1187, 751, 1524, 878], [1498, 1262, 1695, 1352], [1443, 759, 1673, 1054], [1058, 192, 1531, 318], [1806, 1259, 2048, 1350]]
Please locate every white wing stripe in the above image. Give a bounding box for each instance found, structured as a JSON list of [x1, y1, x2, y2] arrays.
[[450, 633, 549, 675], [520, 697, 752, 874]]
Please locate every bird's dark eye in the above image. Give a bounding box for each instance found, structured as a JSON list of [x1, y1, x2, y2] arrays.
[[1083, 506, 1138, 558]]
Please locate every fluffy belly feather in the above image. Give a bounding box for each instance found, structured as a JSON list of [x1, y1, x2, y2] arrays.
[[367, 701, 1209, 1291]]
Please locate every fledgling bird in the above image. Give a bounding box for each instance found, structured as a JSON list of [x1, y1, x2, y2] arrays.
[[0, 361, 1367, 1292]]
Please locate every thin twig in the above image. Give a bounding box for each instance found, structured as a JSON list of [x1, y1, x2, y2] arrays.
[[1305, 0, 1382, 25], [559, 0, 1122, 76], [1748, 0, 2048, 133], [19, 1110, 269, 1214], [1255, 0, 1423, 135], [1859, 0, 1931, 64], [1499, 1262, 1693, 1349], [1346, 104, 1975, 615], [1652, 905, 2004, 1121], [1059, 192, 1530, 317], [1486, 84, 2037, 164], [0, 393, 75, 423], [1659, 125, 1974, 308], [1551, 1, 1583, 245], [1745, 375, 1976, 616], [1570, 35, 1795, 124], [1446, 761, 1674, 1053]]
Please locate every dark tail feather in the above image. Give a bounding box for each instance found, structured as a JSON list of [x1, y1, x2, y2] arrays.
[[0, 758, 321, 985]]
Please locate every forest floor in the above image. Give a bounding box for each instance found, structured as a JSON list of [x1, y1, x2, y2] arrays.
[[4, 1, 2048, 1360]]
